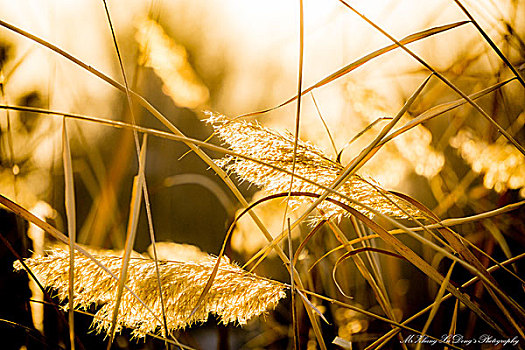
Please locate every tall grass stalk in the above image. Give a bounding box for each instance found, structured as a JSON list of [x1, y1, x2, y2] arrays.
[[62, 118, 76, 350]]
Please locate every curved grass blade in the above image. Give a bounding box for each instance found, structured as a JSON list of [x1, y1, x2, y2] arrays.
[[0, 194, 166, 330], [327, 220, 409, 349], [332, 247, 405, 298], [379, 77, 517, 147], [366, 253, 525, 350], [453, 0, 525, 88], [238, 21, 469, 118], [336, 0, 525, 157]]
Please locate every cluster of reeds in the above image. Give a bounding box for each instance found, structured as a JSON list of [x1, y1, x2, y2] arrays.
[[1, 1, 525, 349]]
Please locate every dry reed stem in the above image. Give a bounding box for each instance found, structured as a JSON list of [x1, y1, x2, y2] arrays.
[[207, 112, 420, 221], [14, 247, 285, 338]]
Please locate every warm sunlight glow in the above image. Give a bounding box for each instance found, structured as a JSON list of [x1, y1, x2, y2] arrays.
[[136, 17, 209, 109], [1, 0, 524, 348]]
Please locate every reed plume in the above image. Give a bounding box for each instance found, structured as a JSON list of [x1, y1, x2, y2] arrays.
[[206, 112, 421, 221], [136, 17, 209, 109], [450, 129, 525, 196], [14, 247, 286, 338]]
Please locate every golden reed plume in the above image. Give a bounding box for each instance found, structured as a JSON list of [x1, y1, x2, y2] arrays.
[[206, 112, 420, 221], [14, 247, 285, 338], [136, 17, 209, 109], [451, 129, 525, 196]]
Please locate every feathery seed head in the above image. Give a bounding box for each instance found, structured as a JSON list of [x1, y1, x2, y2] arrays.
[[451, 129, 525, 196], [206, 112, 421, 220], [136, 17, 209, 109], [14, 247, 286, 338]]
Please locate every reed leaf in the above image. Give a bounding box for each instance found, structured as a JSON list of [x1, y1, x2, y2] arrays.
[[336, 0, 525, 156], [107, 135, 147, 345], [239, 21, 469, 117]]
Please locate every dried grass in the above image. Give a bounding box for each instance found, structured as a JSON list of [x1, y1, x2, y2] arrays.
[[206, 112, 420, 221], [14, 247, 286, 338]]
